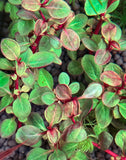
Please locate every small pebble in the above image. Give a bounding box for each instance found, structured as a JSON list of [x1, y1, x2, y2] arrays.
[[114, 54, 120, 60], [116, 58, 123, 65], [122, 51, 126, 57]]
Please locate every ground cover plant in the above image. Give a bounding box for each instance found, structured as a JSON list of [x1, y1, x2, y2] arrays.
[[0, 0, 126, 159]]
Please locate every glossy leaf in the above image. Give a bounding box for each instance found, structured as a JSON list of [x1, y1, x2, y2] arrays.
[[95, 101, 112, 128], [95, 49, 111, 65], [85, 0, 108, 16], [44, 103, 62, 127], [13, 97, 31, 119], [102, 91, 120, 107], [0, 94, 13, 112], [50, 36, 62, 49], [26, 112, 47, 131], [81, 55, 102, 81], [60, 29, 80, 51], [35, 19, 48, 36], [0, 71, 10, 88], [106, 0, 120, 13], [100, 71, 122, 86], [46, 0, 70, 19], [1, 38, 20, 61], [47, 127, 60, 144], [22, 69, 35, 87], [26, 148, 48, 160], [8, 0, 21, 5], [0, 58, 14, 70], [80, 83, 103, 99], [21, 0, 41, 11], [16, 61, 26, 77], [62, 122, 87, 143], [82, 37, 98, 51], [69, 82, 80, 94], [41, 92, 56, 105], [118, 100, 126, 119], [48, 149, 67, 160], [115, 130, 126, 151], [17, 9, 37, 20], [55, 84, 72, 101], [0, 118, 17, 138], [58, 72, 70, 85]]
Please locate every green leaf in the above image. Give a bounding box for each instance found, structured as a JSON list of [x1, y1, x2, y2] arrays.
[[1, 38, 20, 61], [118, 100, 126, 119], [48, 149, 67, 160], [0, 71, 10, 88], [44, 103, 62, 126], [41, 92, 56, 105], [95, 101, 112, 128], [17, 9, 37, 20], [67, 50, 77, 60], [100, 71, 122, 86], [35, 19, 48, 36], [84, 0, 108, 16], [0, 58, 14, 70], [8, 0, 22, 5], [39, 36, 51, 51], [119, 40, 126, 51], [68, 60, 83, 76], [21, 0, 41, 11], [0, 1, 4, 12], [16, 125, 42, 146], [47, 127, 60, 144], [106, 0, 120, 13], [67, 14, 88, 29], [62, 122, 87, 143], [10, 5, 19, 20], [115, 130, 126, 151], [26, 148, 48, 160], [60, 29, 80, 51], [71, 151, 88, 160], [16, 61, 26, 77], [49, 36, 61, 49], [80, 82, 103, 99], [82, 37, 98, 51], [46, 0, 70, 19], [22, 69, 35, 87], [58, 72, 70, 85], [26, 112, 47, 131], [31, 139, 42, 148], [0, 94, 13, 112], [102, 91, 120, 107], [0, 118, 17, 138], [38, 68, 53, 89], [69, 82, 80, 94], [13, 97, 31, 119], [81, 54, 102, 81]]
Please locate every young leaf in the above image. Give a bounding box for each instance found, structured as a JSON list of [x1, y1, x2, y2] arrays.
[[82, 37, 98, 51], [16, 125, 42, 146], [22, 69, 35, 87], [80, 83, 103, 99], [8, 0, 21, 5], [21, 0, 41, 11], [26, 112, 47, 131], [16, 61, 26, 77], [118, 100, 126, 119], [47, 127, 60, 144], [60, 29, 80, 51], [102, 91, 120, 108], [55, 84, 72, 101], [41, 92, 56, 105], [115, 130, 126, 151], [95, 49, 111, 65], [46, 0, 71, 19], [58, 72, 70, 85], [26, 148, 49, 160], [48, 149, 67, 160], [1, 38, 20, 61], [0, 94, 13, 112], [95, 101, 112, 128], [44, 103, 62, 127], [100, 71, 122, 86], [0, 71, 10, 88], [62, 122, 87, 143], [69, 82, 80, 94], [81, 55, 102, 82], [106, 0, 120, 13], [0, 118, 17, 138], [13, 97, 31, 119], [38, 68, 53, 89]]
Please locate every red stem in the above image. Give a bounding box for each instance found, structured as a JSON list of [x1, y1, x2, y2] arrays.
[[94, 18, 103, 35], [39, 10, 46, 22], [31, 35, 42, 53]]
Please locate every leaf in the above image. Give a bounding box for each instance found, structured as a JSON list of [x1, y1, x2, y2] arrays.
[[102, 91, 120, 107], [69, 82, 80, 94], [0, 58, 14, 70], [95, 49, 111, 65], [26, 148, 48, 160], [55, 84, 72, 101], [44, 103, 62, 127], [0, 94, 13, 112], [49, 36, 62, 49], [119, 40, 126, 51], [95, 101, 112, 128], [13, 97, 31, 119], [84, 0, 108, 16], [28, 51, 61, 68], [62, 122, 87, 143], [68, 60, 83, 76], [48, 149, 67, 160], [106, 0, 120, 13], [0, 71, 10, 88], [8, 0, 21, 5], [115, 130, 126, 151], [21, 0, 41, 11], [60, 29, 80, 51], [0, 118, 17, 138], [70, 151, 88, 160], [47, 127, 60, 144], [26, 112, 47, 131], [16, 125, 42, 146], [81, 54, 102, 81], [1, 38, 20, 61], [41, 92, 56, 105], [38, 68, 53, 89], [58, 72, 70, 85], [100, 70, 122, 86], [118, 100, 126, 119], [16, 61, 26, 77], [17, 9, 38, 20], [82, 37, 98, 51], [80, 83, 103, 99], [22, 69, 35, 87], [46, 0, 70, 19], [99, 131, 113, 150]]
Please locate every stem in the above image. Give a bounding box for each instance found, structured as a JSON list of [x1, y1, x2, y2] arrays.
[[31, 35, 42, 53], [39, 10, 46, 22], [94, 18, 103, 35], [41, 0, 49, 7]]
